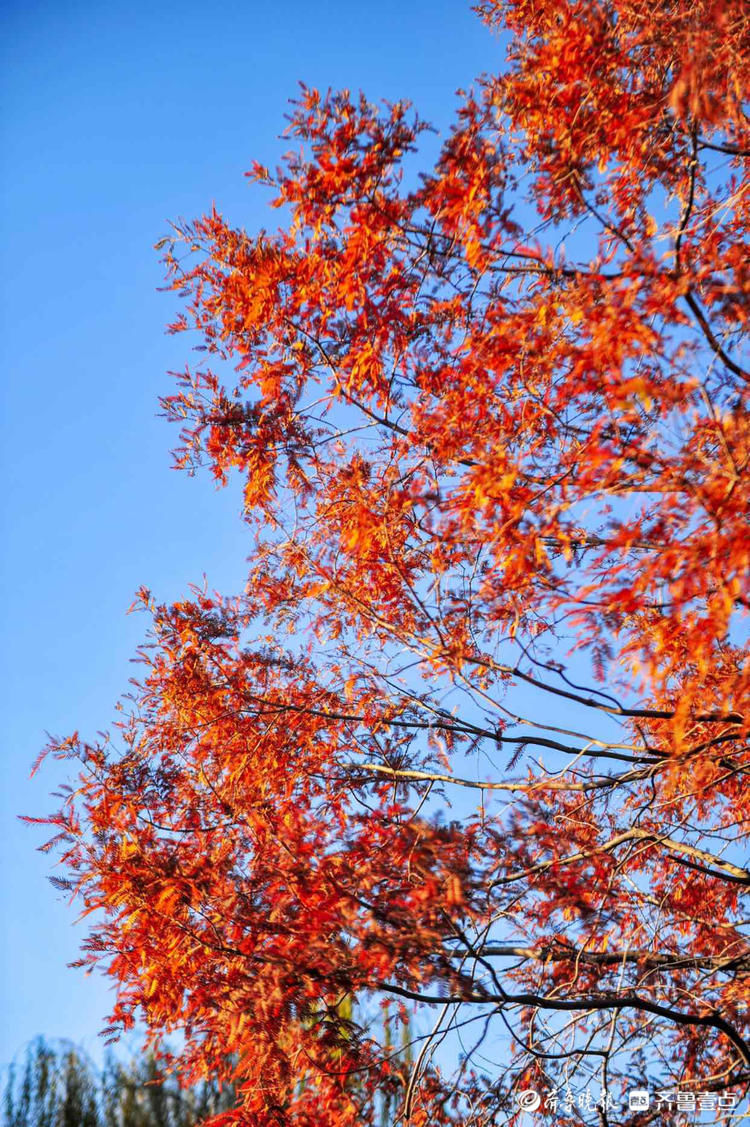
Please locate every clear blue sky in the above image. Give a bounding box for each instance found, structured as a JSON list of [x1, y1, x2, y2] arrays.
[[0, 0, 502, 1069]]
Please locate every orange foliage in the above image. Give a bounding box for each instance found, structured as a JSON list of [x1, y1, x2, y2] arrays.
[[36, 1, 748, 1123]]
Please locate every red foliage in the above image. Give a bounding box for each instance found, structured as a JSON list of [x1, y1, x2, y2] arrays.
[[37, 1, 748, 1122]]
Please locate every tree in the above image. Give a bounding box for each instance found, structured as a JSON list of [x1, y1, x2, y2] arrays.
[[2, 1040, 236, 1127], [2, 1039, 98, 1127], [34, 0, 748, 1122]]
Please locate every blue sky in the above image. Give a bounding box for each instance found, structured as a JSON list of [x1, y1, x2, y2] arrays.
[[0, 0, 503, 1070]]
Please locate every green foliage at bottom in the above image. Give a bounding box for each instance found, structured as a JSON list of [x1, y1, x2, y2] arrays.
[[2, 1041, 235, 1127]]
